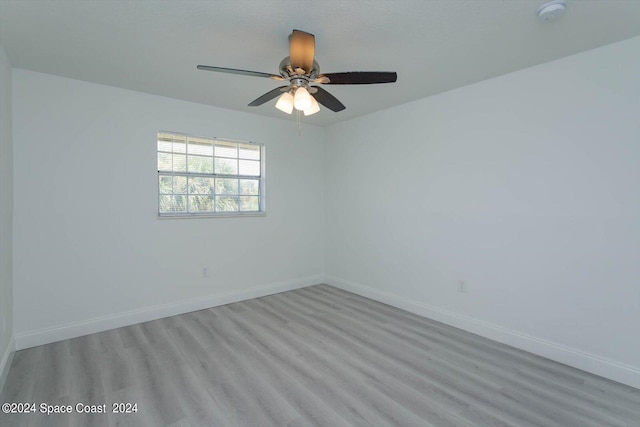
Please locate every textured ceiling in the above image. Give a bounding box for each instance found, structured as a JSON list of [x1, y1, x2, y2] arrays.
[[1, 0, 639, 126]]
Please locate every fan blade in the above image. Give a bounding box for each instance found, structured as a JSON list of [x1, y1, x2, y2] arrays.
[[197, 65, 284, 80], [289, 30, 315, 74], [312, 86, 345, 112], [248, 86, 289, 106], [320, 71, 397, 85]]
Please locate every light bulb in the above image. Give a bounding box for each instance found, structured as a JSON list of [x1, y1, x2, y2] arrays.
[[293, 87, 312, 111], [303, 96, 320, 116], [275, 92, 294, 114]]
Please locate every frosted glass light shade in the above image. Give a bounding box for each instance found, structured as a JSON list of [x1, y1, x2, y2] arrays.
[[303, 96, 320, 116], [293, 87, 312, 111], [275, 92, 294, 114]]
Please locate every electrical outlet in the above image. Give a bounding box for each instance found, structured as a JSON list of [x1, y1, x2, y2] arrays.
[[458, 281, 467, 293], [201, 267, 209, 279]]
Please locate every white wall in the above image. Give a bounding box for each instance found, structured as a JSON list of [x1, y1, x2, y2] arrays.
[[325, 36, 640, 388], [12, 70, 325, 348], [0, 45, 14, 390]]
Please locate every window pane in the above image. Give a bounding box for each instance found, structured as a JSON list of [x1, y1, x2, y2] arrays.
[[159, 195, 186, 213], [240, 196, 259, 212], [159, 176, 172, 194], [188, 139, 213, 156], [239, 179, 259, 195], [215, 157, 238, 175], [157, 140, 172, 152], [172, 139, 187, 153], [239, 159, 260, 176], [173, 154, 186, 172], [216, 196, 239, 212], [215, 142, 237, 158], [239, 145, 260, 160], [215, 178, 238, 195], [189, 177, 214, 194], [189, 195, 214, 213], [159, 176, 187, 194], [158, 152, 172, 171], [173, 176, 187, 194], [188, 155, 213, 174]]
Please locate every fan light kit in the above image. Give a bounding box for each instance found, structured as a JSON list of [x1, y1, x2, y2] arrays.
[[537, 1, 566, 21], [197, 30, 398, 117]]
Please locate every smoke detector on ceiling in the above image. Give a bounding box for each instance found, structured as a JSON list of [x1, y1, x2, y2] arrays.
[[537, 1, 566, 22]]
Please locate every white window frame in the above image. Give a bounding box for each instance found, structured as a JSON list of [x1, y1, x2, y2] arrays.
[[157, 131, 266, 218]]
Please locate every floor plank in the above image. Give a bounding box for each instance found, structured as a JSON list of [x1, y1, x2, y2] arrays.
[[1, 284, 638, 426]]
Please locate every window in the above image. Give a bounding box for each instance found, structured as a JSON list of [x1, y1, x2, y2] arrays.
[[157, 132, 264, 217]]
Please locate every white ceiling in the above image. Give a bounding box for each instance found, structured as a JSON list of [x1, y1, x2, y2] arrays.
[[1, 0, 639, 126]]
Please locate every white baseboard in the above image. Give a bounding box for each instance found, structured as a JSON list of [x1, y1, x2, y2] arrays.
[[0, 336, 15, 394], [15, 275, 323, 350], [324, 275, 640, 390]]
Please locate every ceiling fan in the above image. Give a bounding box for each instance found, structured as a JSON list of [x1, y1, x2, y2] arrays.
[[197, 30, 397, 116]]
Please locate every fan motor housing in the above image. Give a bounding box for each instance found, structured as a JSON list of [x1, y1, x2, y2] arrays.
[[289, 77, 309, 89], [279, 57, 320, 79]]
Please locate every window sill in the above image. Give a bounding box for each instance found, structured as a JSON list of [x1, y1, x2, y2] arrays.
[[158, 212, 266, 219]]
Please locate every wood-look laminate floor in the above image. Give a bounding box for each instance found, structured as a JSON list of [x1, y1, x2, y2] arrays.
[[1, 284, 639, 427]]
